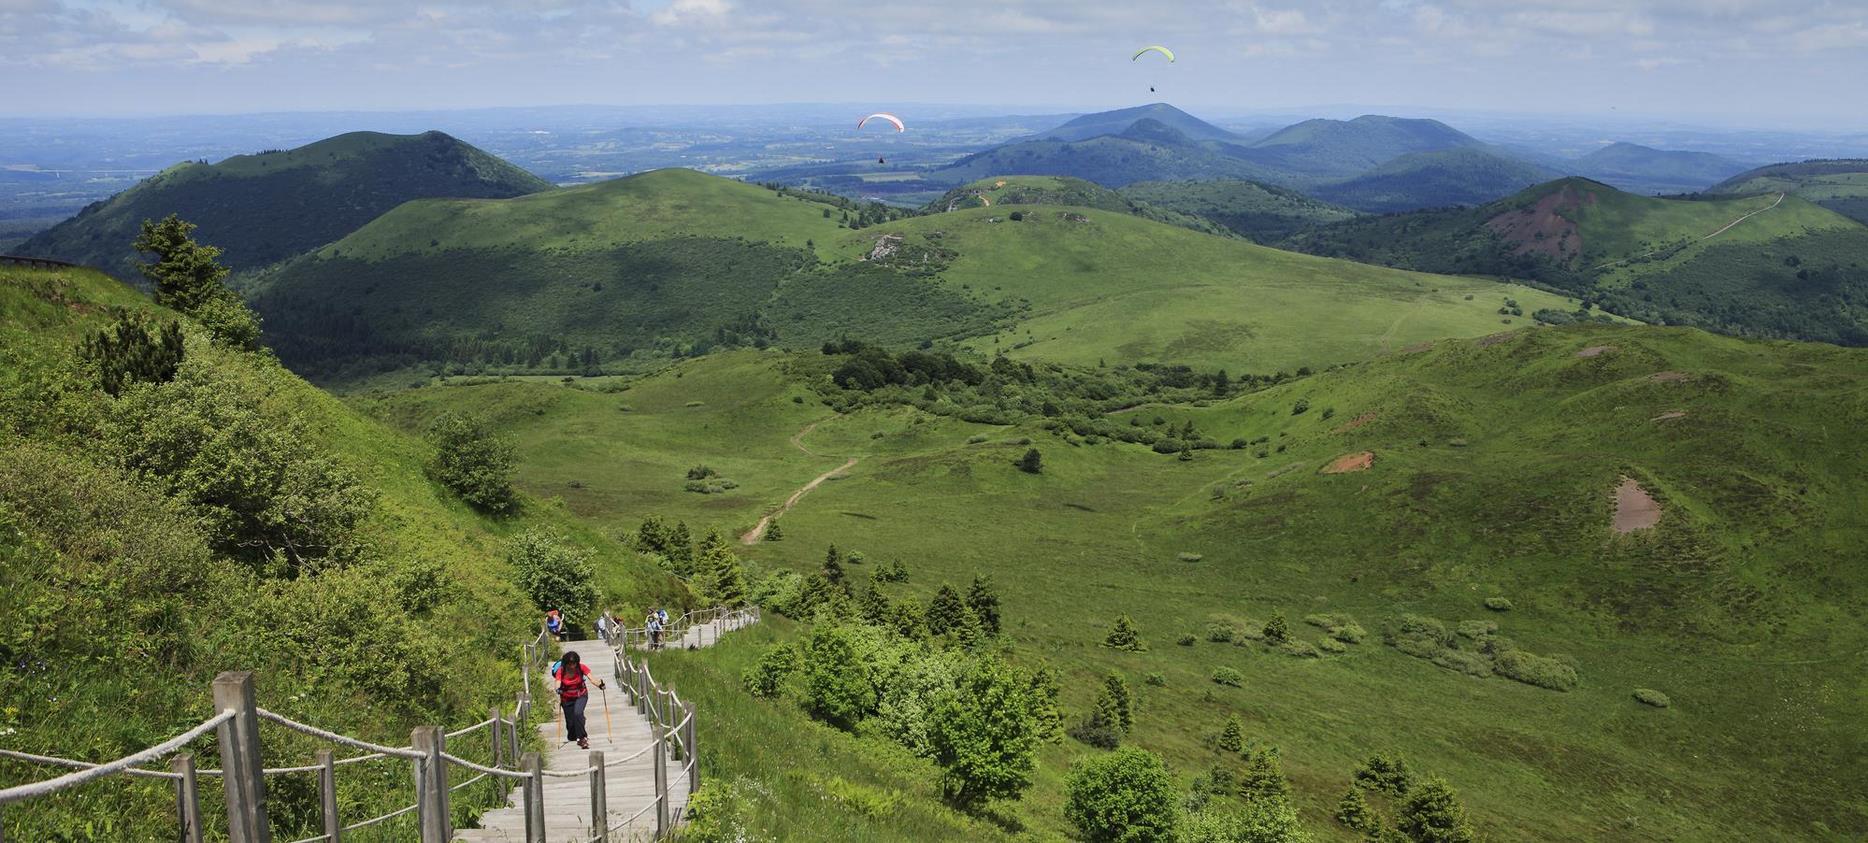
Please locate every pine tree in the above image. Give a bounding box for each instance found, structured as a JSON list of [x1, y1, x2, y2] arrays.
[[1026, 664, 1064, 743], [1100, 672, 1133, 734], [1336, 786, 1378, 834], [1238, 746, 1290, 803], [857, 584, 890, 625], [81, 313, 184, 397], [926, 583, 966, 634], [764, 520, 784, 541], [1398, 777, 1475, 843], [1263, 613, 1290, 645], [966, 575, 1002, 635], [1355, 753, 1414, 796], [1103, 613, 1144, 651], [695, 530, 747, 607], [668, 521, 695, 575], [1217, 716, 1244, 753], [823, 544, 846, 586], [635, 515, 670, 554], [132, 215, 261, 349], [1017, 448, 1043, 474]]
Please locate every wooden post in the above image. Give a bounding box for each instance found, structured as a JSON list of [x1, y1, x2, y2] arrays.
[[652, 724, 669, 839], [490, 708, 507, 802], [522, 752, 545, 843], [172, 752, 204, 843], [211, 671, 270, 843], [315, 751, 341, 843], [683, 700, 699, 795], [588, 751, 608, 842], [412, 726, 450, 842]]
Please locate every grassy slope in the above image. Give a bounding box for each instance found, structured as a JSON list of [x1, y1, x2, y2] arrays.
[[928, 175, 1232, 237], [1119, 179, 1360, 242], [1311, 147, 1562, 213], [361, 328, 1868, 841], [830, 205, 1582, 373], [1708, 160, 1868, 225], [17, 131, 552, 279], [0, 264, 682, 837]]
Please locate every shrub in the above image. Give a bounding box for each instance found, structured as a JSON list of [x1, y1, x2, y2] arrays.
[[741, 645, 799, 698], [1142, 672, 1166, 687], [1212, 666, 1243, 687], [1017, 448, 1043, 474], [1398, 777, 1476, 843], [1633, 688, 1672, 708], [1355, 753, 1413, 796], [1181, 798, 1307, 843], [1484, 597, 1513, 612], [1385, 614, 1451, 659], [81, 312, 184, 397], [801, 624, 876, 728], [1177, 633, 1198, 646], [1217, 716, 1244, 752], [1178, 551, 1204, 562], [929, 655, 1043, 807], [507, 529, 596, 617], [1262, 614, 1290, 644], [1064, 748, 1179, 843], [1318, 637, 1347, 654], [685, 464, 719, 480], [1455, 620, 1498, 639], [1237, 746, 1290, 802], [966, 434, 989, 444], [1206, 620, 1238, 643], [426, 412, 517, 513], [1291, 399, 1310, 416], [1431, 648, 1494, 678], [1493, 650, 1579, 691], [682, 778, 755, 843], [1275, 640, 1320, 659], [1303, 613, 1366, 643], [1104, 614, 1144, 650], [1336, 786, 1377, 833]]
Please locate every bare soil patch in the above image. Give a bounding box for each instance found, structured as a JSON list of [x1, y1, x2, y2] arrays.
[[1651, 411, 1687, 422], [1612, 477, 1662, 533], [1649, 371, 1692, 383], [1576, 345, 1615, 358], [1322, 451, 1375, 474], [1485, 183, 1594, 262], [1476, 332, 1515, 348], [1333, 411, 1378, 434]]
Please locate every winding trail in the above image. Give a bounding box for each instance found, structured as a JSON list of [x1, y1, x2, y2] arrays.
[[740, 420, 857, 544], [1593, 192, 1785, 270]]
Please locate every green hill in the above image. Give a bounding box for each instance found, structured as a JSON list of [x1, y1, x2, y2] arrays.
[[1030, 102, 1243, 143], [1311, 147, 1563, 213], [930, 120, 1270, 188], [1709, 159, 1868, 224], [825, 204, 1584, 373], [1119, 179, 1360, 242], [927, 175, 1231, 236], [1285, 177, 1868, 344], [0, 262, 682, 837], [16, 131, 553, 280], [1573, 142, 1748, 196], [357, 323, 1868, 841], [1242, 114, 1488, 185]]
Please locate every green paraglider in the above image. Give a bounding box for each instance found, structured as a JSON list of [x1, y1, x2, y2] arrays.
[[1132, 45, 1175, 63]]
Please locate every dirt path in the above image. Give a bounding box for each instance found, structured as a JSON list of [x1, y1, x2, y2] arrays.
[[1593, 192, 1784, 270], [740, 420, 856, 544]]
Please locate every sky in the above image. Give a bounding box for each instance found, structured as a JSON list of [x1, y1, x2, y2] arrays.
[[3, 0, 1866, 126]]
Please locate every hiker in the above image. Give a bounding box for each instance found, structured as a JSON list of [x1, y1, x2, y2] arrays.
[[545, 609, 564, 640], [595, 612, 611, 643], [647, 611, 664, 650], [656, 607, 670, 626], [552, 650, 605, 749]]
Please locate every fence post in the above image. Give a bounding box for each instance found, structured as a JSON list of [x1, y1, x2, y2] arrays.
[[683, 700, 699, 795], [314, 749, 340, 843], [588, 751, 608, 842], [653, 724, 669, 839], [412, 727, 450, 842], [490, 708, 507, 802], [522, 752, 545, 843], [172, 752, 204, 843], [211, 671, 270, 843]]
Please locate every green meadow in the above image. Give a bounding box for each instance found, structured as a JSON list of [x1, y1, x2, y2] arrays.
[[358, 323, 1868, 841]]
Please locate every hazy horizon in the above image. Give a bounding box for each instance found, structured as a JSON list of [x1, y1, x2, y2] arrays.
[[5, 1, 1866, 129]]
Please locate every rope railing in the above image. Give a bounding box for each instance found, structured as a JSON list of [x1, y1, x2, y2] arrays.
[[0, 605, 760, 842]]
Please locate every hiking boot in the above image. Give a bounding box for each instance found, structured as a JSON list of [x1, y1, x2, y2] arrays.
[[578, 737, 589, 749]]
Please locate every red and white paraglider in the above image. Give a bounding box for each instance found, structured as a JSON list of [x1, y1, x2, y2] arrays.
[[858, 112, 905, 163]]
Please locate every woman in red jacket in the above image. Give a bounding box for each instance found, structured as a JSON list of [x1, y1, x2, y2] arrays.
[[551, 650, 606, 749]]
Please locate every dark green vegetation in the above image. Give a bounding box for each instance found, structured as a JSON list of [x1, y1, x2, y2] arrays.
[[18, 131, 552, 279], [1239, 115, 1491, 188], [932, 118, 1269, 189], [1309, 148, 1562, 214], [1286, 177, 1868, 345], [359, 318, 1868, 839], [927, 176, 1230, 236], [0, 262, 683, 838], [1710, 159, 1868, 225], [1119, 179, 1359, 242], [1572, 142, 1749, 196]]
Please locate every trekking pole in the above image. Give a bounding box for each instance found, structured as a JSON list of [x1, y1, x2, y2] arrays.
[[600, 684, 614, 741]]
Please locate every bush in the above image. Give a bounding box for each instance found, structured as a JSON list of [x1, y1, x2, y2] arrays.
[[1212, 666, 1243, 687], [802, 624, 876, 728], [1142, 671, 1166, 687], [1063, 748, 1179, 843], [1318, 637, 1347, 654], [1206, 620, 1238, 643], [1483, 597, 1513, 612], [507, 529, 597, 618], [681, 778, 755, 843], [1384, 614, 1451, 659], [1455, 619, 1498, 639], [1237, 746, 1290, 802], [1494, 650, 1579, 691], [1018, 448, 1043, 474], [742, 645, 799, 698], [685, 464, 718, 480], [1431, 648, 1493, 678], [1633, 688, 1672, 708], [684, 478, 740, 494], [1336, 786, 1377, 833], [1177, 633, 1198, 646], [1181, 799, 1307, 843], [1177, 552, 1204, 562], [1354, 753, 1413, 796], [1217, 716, 1244, 752], [1399, 777, 1476, 843], [1262, 614, 1290, 644], [1104, 614, 1144, 650], [1303, 612, 1366, 643], [929, 655, 1043, 807], [80, 312, 184, 397], [1291, 399, 1310, 416], [1274, 640, 1320, 659], [426, 412, 517, 513]]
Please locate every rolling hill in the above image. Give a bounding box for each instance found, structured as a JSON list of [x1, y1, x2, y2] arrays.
[[1709, 159, 1868, 224], [1284, 176, 1868, 344], [1028, 102, 1244, 143], [16, 131, 553, 280], [355, 322, 1868, 841], [1241, 114, 1488, 185], [1118, 179, 1359, 242], [1571, 142, 1749, 195], [925, 175, 1231, 236], [1310, 147, 1563, 213], [930, 119, 1271, 188], [244, 167, 1584, 386]]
